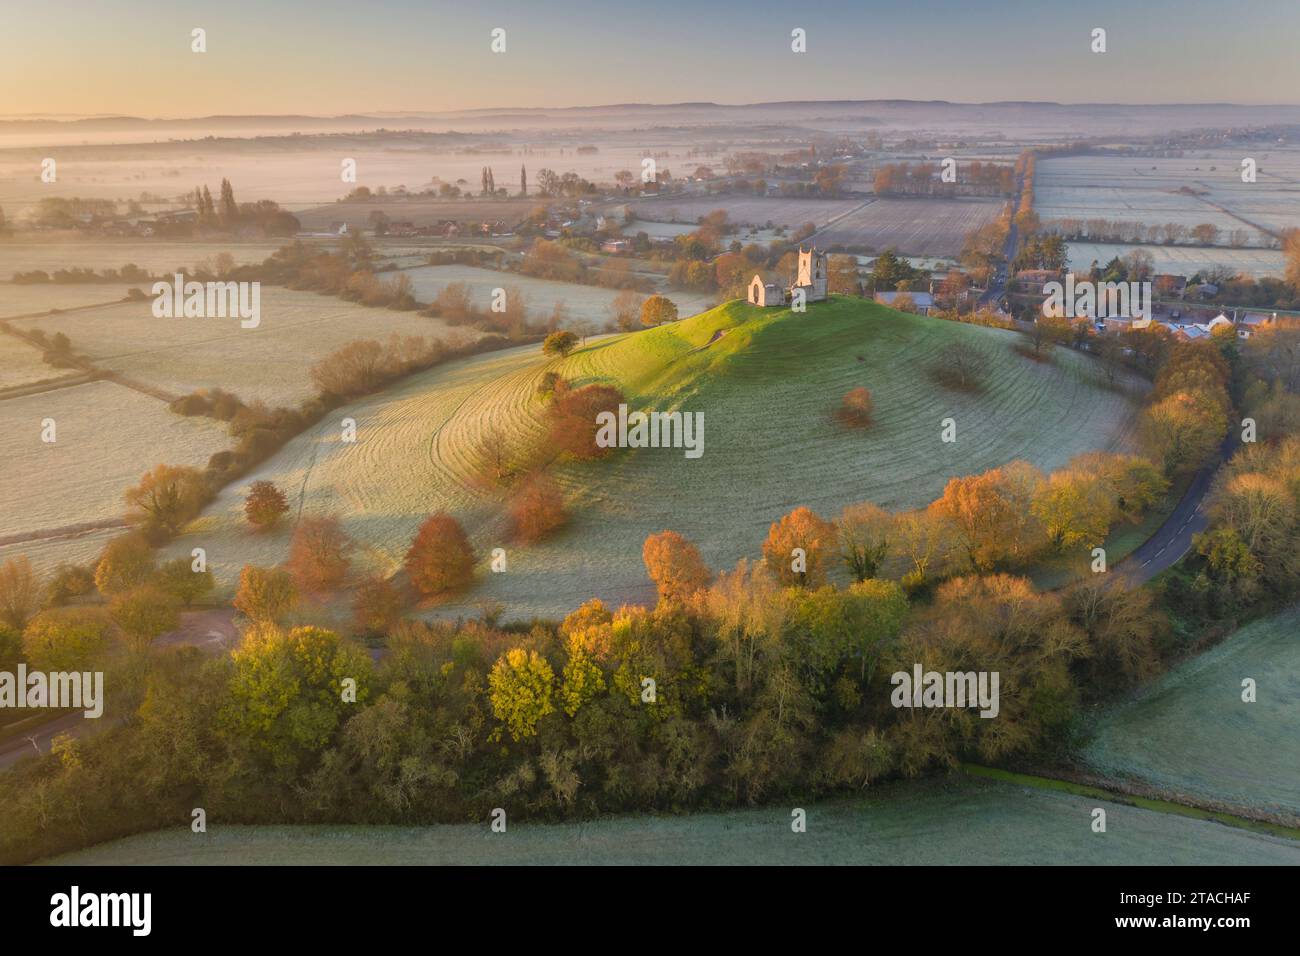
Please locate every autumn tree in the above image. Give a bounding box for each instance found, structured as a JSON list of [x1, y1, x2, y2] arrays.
[[542, 330, 578, 358], [479, 426, 513, 482], [930, 463, 1047, 570], [22, 607, 112, 672], [110, 585, 180, 652], [287, 515, 353, 594], [1141, 391, 1227, 475], [153, 556, 215, 606], [640, 294, 678, 327], [94, 533, 156, 596], [488, 647, 556, 741], [124, 464, 208, 536], [610, 289, 645, 331], [642, 530, 712, 603], [1031, 468, 1119, 551], [1284, 227, 1300, 293], [405, 512, 475, 596], [827, 255, 859, 295], [892, 508, 951, 593], [351, 575, 405, 637], [549, 383, 625, 458], [931, 343, 988, 391], [0, 556, 40, 632], [245, 480, 290, 530], [836, 502, 893, 582], [509, 475, 568, 543], [762, 506, 838, 587], [233, 565, 297, 623], [223, 624, 372, 769], [1064, 578, 1164, 690]]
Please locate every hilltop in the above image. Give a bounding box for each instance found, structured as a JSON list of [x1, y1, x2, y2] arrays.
[[167, 297, 1146, 618]]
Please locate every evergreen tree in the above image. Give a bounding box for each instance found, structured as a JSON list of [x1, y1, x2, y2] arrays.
[[219, 178, 237, 225], [488, 167, 495, 194], [201, 185, 215, 223], [520, 165, 527, 197]]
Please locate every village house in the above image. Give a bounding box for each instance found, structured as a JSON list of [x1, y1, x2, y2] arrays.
[[874, 290, 936, 315]]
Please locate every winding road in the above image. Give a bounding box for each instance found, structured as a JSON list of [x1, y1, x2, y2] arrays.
[[1117, 434, 1235, 585]]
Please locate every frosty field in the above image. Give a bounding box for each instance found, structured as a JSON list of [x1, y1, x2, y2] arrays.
[[813, 198, 1003, 256], [0, 334, 56, 391], [47, 774, 1300, 865], [9, 286, 467, 406], [1066, 242, 1286, 279], [0, 381, 228, 540], [1035, 151, 1300, 244], [628, 196, 861, 229], [0, 240, 300, 281], [1082, 604, 1300, 820], [0, 282, 143, 319], [167, 298, 1144, 619], [396, 263, 715, 325]]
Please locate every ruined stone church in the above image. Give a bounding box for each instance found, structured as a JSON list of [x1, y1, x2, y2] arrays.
[[747, 246, 828, 308]]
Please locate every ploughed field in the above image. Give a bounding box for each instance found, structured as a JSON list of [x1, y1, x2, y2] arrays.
[[1082, 604, 1300, 822], [165, 297, 1145, 619], [1036, 151, 1300, 245], [46, 774, 1300, 865], [627, 196, 862, 229], [813, 197, 1004, 256]]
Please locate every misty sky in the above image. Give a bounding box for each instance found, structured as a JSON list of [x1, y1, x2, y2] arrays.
[[3, 0, 1298, 116]]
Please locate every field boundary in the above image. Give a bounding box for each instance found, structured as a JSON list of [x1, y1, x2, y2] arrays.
[[962, 764, 1300, 841]]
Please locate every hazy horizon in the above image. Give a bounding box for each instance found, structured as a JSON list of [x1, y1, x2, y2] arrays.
[[4, 0, 1299, 116]]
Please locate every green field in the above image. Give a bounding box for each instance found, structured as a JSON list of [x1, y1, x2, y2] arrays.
[[1082, 604, 1300, 820], [166, 297, 1145, 619], [46, 774, 1299, 865]]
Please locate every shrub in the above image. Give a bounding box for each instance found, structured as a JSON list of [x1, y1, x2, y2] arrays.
[[836, 386, 874, 428]]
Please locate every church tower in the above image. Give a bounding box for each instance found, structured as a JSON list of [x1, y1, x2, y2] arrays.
[[794, 246, 828, 302]]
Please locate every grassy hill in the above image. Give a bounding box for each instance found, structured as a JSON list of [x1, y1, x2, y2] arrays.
[[167, 296, 1146, 619], [1082, 603, 1300, 821]]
